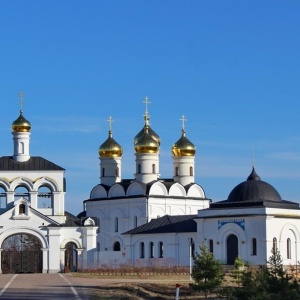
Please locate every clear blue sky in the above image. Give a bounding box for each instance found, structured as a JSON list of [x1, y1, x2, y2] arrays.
[[1, 1, 299, 215]]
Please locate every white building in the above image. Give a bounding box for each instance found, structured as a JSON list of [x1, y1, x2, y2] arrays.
[[196, 167, 300, 266], [84, 100, 210, 267], [0, 106, 97, 274]]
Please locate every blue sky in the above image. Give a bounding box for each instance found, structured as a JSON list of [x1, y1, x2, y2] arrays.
[[1, 1, 299, 215]]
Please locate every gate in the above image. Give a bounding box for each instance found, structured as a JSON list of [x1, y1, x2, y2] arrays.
[[2, 233, 42, 274]]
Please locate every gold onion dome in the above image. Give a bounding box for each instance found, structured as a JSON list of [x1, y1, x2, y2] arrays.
[[134, 126, 159, 154], [134, 116, 160, 145], [12, 110, 31, 132], [99, 130, 123, 157], [172, 129, 196, 157]]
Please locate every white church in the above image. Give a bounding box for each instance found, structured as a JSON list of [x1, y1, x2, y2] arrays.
[[0, 96, 300, 274]]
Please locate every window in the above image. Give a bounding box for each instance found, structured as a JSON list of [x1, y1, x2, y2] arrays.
[[0, 187, 6, 209], [149, 242, 154, 258], [115, 217, 118, 232], [138, 164, 141, 173], [14, 186, 30, 201], [252, 238, 257, 256], [158, 241, 163, 258], [134, 216, 138, 228], [140, 242, 145, 258], [272, 238, 277, 254], [175, 167, 179, 176], [113, 241, 121, 251], [19, 204, 25, 214], [152, 164, 156, 174], [102, 168, 105, 177], [190, 166, 193, 176], [209, 239, 214, 253], [19, 142, 24, 154], [287, 238, 291, 259], [38, 185, 53, 208], [116, 167, 119, 177]]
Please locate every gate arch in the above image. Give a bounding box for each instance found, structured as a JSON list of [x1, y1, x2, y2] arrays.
[[2, 233, 42, 274]]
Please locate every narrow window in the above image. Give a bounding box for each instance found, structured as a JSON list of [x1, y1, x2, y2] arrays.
[[272, 237, 277, 254], [115, 217, 118, 232], [138, 164, 141, 173], [140, 242, 145, 258], [19, 204, 25, 214], [116, 167, 119, 177], [209, 239, 214, 253], [175, 167, 179, 176], [113, 241, 121, 251], [134, 216, 138, 228], [158, 241, 163, 258], [149, 242, 154, 258], [287, 238, 291, 259], [19, 142, 24, 154], [152, 164, 156, 174], [102, 168, 105, 177], [252, 238, 257, 256], [190, 166, 193, 176]]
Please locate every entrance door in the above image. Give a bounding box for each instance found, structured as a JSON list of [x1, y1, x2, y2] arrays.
[[2, 234, 42, 274], [65, 242, 77, 272], [227, 234, 238, 265]]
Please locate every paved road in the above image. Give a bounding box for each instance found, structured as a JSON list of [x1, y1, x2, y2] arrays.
[[0, 274, 87, 299]]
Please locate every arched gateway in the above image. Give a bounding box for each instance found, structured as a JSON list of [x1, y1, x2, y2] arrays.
[[227, 234, 238, 265], [2, 233, 42, 274]]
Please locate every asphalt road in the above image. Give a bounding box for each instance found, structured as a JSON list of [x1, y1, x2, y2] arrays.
[[0, 274, 87, 299]]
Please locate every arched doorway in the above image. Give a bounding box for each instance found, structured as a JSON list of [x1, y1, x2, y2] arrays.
[[2, 233, 42, 274], [227, 234, 238, 265], [65, 242, 77, 272]]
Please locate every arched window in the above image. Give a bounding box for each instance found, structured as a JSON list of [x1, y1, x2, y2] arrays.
[[115, 217, 118, 232], [38, 185, 53, 208], [149, 242, 154, 258], [116, 167, 119, 177], [152, 164, 156, 174], [190, 166, 193, 176], [102, 168, 105, 177], [209, 239, 214, 253], [158, 241, 163, 258], [19, 204, 25, 214], [138, 164, 141, 173], [113, 241, 121, 251], [252, 238, 257, 256], [175, 167, 179, 176], [140, 242, 145, 258], [134, 216, 138, 228], [272, 237, 277, 254], [0, 186, 6, 209], [14, 186, 30, 201], [19, 142, 24, 154], [287, 238, 291, 259]]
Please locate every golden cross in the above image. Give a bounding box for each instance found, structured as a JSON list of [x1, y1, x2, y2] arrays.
[[107, 116, 114, 131], [180, 115, 187, 130], [19, 91, 25, 111], [143, 96, 151, 116]]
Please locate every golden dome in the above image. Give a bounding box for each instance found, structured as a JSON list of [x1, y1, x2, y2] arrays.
[[134, 126, 159, 154], [12, 111, 31, 132], [134, 122, 160, 145], [99, 131, 123, 157], [172, 130, 196, 157]]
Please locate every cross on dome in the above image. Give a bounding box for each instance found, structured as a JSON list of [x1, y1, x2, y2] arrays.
[[107, 116, 114, 131], [143, 96, 151, 125], [180, 115, 187, 130], [19, 91, 25, 112]]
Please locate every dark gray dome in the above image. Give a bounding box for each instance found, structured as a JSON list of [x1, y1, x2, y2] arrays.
[[227, 167, 282, 203]]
